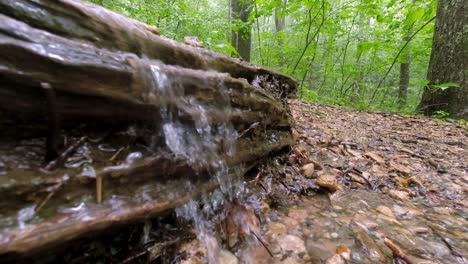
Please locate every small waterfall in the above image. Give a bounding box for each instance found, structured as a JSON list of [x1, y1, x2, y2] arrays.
[[142, 60, 248, 263]]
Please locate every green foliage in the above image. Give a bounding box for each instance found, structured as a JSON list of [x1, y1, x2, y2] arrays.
[[87, 0, 438, 114], [432, 82, 460, 90]]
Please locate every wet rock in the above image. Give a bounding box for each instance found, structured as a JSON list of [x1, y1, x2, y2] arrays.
[[281, 216, 299, 231], [277, 234, 306, 255], [248, 244, 273, 264], [352, 214, 379, 232], [305, 239, 335, 262], [335, 245, 351, 260], [268, 222, 287, 235], [279, 257, 300, 264], [376, 206, 395, 219], [288, 208, 308, 222], [433, 206, 454, 215], [300, 163, 315, 178], [407, 226, 431, 235], [219, 249, 238, 264], [316, 174, 338, 192], [392, 204, 423, 218], [325, 254, 345, 264], [388, 190, 410, 202], [354, 230, 387, 263], [386, 232, 450, 259]]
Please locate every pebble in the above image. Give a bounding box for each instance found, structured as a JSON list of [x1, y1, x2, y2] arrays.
[[325, 254, 345, 264], [316, 174, 338, 192], [300, 163, 315, 178], [353, 230, 386, 263], [268, 222, 287, 235], [376, 205, 395, 219], [407, 226, 431, 235], [279, 257, 300, 264], [219, 249, 238, 264], [277, 234, 306, 255], [388, 190, 410, 202], [288, 208, 308, 222], [433, 206, 454, 215]]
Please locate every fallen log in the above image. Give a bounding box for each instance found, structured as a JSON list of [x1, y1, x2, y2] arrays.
[[0, 0, 296, 258], [0, 0, 296, 99]]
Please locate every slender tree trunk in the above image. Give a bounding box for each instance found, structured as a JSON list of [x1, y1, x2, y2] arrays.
[[274, 0, 287, 32], [418, 0, 467, 119], [231, 0, 253, 62], [398, 58, 410, 107]]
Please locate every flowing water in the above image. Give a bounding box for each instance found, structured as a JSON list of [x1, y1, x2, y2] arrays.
[[143, 60, 247, 263], [0, 59, 256, 262]]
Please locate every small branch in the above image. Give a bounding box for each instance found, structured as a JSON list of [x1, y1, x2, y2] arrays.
[[43, 136, 87, 171], [291, 0, 325, 74], [35, 182, 63, 214], [110, 147, 125, 161], [96, 174, 103, 204], [384, 237, 416, 264], [237, 122, 259, 139]]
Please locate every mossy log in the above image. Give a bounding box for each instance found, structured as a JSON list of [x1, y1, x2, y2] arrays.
[[0, 0, 296, 258]]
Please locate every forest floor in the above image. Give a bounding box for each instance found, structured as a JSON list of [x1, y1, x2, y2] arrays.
[[44, 100, 467, 264], [179, 100, 467, 264]]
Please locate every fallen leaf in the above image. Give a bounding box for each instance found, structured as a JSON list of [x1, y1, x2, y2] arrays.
[[389, 161, 411, 176], [365, 152, 385, 165]]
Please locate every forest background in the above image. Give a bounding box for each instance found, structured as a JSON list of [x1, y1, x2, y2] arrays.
[[88, 0, 441, 115]]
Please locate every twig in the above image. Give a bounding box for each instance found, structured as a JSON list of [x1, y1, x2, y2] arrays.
[[237, 122, 259, 139], [384, 237, 416, 264], [252, 231, 274, 258], [110, 147, 125, 161], [35, 182, 63, 213], [96, 174, 103, 204], [43, 136, 87, 171]]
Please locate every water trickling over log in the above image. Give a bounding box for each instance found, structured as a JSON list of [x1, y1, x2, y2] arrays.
[[0, 0, 296, 258]]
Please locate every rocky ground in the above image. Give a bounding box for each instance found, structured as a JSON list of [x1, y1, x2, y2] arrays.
[[179, 100, 467, 264], [29, 100, 466, 264]]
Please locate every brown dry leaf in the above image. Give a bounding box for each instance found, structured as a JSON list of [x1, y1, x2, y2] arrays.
[[365, 152, 386, 165], [222, 202, 260, 247], [335, 245, 351, 260], [407, 176, 424, 187], [393, 176, 408, 188], [346, 148, 362, 157], [300, 163, 315, 178], [389, 161, 411, 176]]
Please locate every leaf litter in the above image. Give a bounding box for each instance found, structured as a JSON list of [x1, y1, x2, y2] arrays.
[[34, 100, 466, 263]]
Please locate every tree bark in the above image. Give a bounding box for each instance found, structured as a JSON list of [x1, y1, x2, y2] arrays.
[[0, 0, 296, 257], [418, 0, 468, 119], [230, 0, 253, 62], [275, 0, 287, 32], [398, 59, 410, 107]]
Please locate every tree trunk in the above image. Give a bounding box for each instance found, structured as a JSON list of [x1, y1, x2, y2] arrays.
[[274, 0, 287, 32], [398, 59, 410, 107], [418, 0, 467, 119], [230, 0, 253, 62], [0, 0, 296, 257]]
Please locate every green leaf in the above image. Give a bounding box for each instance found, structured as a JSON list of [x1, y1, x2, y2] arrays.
[[433, 82, 460, 90]]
